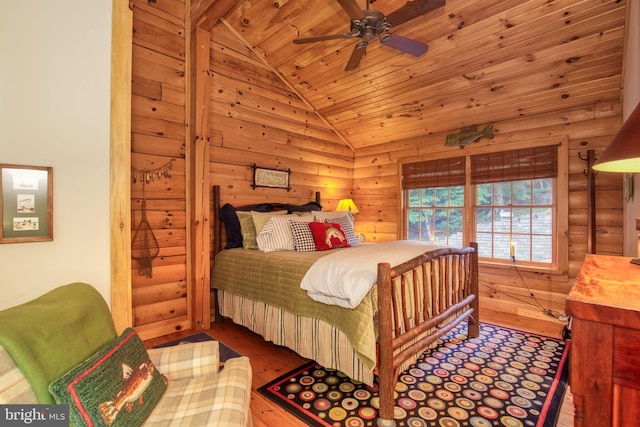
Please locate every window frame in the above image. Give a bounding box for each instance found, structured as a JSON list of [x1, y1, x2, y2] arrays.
[[399, 136, 568, 274]]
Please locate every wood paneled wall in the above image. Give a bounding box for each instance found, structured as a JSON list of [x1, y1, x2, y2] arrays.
[[208, 24, 354, 210], [353, 102, 624, 331], [130, 0, 190, 339]]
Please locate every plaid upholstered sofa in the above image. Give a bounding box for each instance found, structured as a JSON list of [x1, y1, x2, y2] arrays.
[[0, 283, 253, 426]]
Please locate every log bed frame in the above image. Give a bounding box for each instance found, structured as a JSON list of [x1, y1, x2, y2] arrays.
[[212, 185, 479, 419]]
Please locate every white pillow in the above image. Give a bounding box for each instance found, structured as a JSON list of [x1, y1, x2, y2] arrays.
[[257, 214, 313, 252], [312, 211, 354, 222], [312, 211, 359, 246]]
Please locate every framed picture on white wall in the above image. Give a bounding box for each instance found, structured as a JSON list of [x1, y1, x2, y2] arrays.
[[0, 164, 53, 243]]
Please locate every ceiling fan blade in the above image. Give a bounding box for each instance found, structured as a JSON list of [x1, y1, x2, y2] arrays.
[[345, 42, 367, 71], [385, 0, 446, 27], [337, 0, 365, 20], [293, 33, 353, 44], [380, 34, 428, 56]]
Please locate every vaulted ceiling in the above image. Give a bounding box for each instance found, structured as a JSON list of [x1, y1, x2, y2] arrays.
[[194, 0, 627, 150]]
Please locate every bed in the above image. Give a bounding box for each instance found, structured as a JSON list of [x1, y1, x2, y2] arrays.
[[210, 185, 479, 419]]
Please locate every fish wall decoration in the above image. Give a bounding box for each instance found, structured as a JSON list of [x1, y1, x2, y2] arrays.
[[445, 125, 493, 148]]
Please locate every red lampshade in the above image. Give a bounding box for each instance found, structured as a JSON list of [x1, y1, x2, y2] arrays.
[[592, 102, 640, 173]]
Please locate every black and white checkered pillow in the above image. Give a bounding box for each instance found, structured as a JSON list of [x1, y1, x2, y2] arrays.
[[289, 221, 317, 252]]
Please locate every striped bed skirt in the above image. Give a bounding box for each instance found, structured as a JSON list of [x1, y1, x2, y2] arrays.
[[217, 289, 438, 387], [217, 289, 375, 385]]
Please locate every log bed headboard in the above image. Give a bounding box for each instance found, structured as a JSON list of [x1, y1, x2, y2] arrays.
[[212, 184, 321, 256]]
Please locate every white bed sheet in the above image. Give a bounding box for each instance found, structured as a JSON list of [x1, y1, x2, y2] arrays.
[[300, 240, 444, 308]]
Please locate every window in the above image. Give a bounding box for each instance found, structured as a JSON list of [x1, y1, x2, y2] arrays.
[[403, 157, 465, 247], [406, 186, 464, 247], [475, 179, 553, 262], [402, 144, 564, 270]]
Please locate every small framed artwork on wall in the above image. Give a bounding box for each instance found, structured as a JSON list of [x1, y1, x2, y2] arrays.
[[0, 164, 53, 243], [252, 164, 291, 191]]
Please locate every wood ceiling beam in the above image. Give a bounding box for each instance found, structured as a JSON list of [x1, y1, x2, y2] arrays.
[[191, 0, 242, 32], [219, 18, 356, 152]]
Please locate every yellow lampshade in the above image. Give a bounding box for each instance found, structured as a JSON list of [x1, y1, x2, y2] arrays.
[[336, 199, 359, 214], [592, 102, 640, 173]]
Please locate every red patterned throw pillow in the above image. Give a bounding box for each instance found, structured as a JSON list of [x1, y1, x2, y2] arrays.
[[49, 328, 167, 427], [308, 221, 350, 251]]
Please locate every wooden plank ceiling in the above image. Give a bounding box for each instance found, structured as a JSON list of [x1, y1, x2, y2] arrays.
[[200, 0, 626, 150]]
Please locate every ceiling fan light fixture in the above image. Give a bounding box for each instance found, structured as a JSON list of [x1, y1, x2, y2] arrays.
[[362, 27, 377, 41]]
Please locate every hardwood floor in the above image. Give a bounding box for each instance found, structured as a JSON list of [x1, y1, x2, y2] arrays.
[[144, 309, 574, 427]]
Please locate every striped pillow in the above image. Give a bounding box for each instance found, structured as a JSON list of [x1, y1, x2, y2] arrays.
[[289, 221, 316, 252], [256, 214, 313, 252]]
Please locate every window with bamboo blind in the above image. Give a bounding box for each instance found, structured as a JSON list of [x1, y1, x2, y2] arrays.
[[403, 157, 466, 247], [402, 144, 561, 268]]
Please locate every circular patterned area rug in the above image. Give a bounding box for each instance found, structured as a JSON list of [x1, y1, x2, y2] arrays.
[[258, 323, 569, 427]]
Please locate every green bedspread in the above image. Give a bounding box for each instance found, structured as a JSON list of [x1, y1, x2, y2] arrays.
[[211, 248, 379, 370]]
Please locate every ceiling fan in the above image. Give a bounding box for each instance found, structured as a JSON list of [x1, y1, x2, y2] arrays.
[[293, 0, 446, 71]]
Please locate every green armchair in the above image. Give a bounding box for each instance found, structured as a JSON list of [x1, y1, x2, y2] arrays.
[[0, 283, 252, 426]]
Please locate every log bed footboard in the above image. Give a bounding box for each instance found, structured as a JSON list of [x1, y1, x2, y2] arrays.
[[376, 242, 479, 419]]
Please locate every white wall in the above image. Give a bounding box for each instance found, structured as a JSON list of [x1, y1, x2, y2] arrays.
[[0, 0, 112, 309], [624, 0, 640, 257]]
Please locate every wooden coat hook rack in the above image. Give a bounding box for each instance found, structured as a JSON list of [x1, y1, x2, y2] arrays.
[[578, 149, 596, 254]]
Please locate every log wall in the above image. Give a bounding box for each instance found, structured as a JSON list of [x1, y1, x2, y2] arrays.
[[130, 0, 190, 339], [208, 24, 354, 210]]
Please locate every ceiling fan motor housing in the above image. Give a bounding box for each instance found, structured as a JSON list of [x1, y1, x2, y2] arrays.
[[351, 9, 389, 41]]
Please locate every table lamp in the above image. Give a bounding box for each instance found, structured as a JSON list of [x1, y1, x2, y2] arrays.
[[335, 198, 359, 214]]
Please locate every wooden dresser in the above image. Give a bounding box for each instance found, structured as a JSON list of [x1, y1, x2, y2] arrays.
[[566, 254, 640, 427]]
